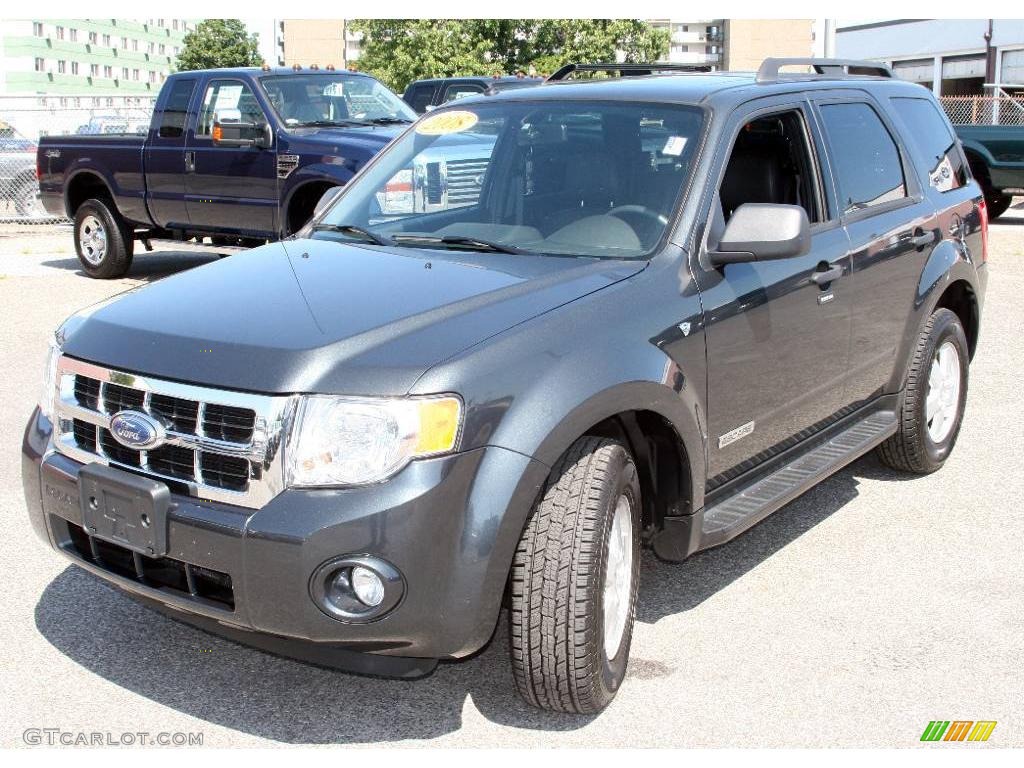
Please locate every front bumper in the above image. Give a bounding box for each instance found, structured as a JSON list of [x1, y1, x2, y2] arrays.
[[22, 408, 546, 676]]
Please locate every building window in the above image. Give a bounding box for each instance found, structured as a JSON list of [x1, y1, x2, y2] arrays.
[[56, 26, 65, 40], [172, 19, 179, 31], [33, 22, 43, 37], [148, 42, 154, 54], [159, 43, 165, 55], [107, 98, 114, 107], [122, 67, 129, 79], [158, 18, 165, 27], [121, 36, 128, 49], [90, 64, 99, 76], [34, 57, 45, 72], [132, 39, 139, 51], [71, 61, 79, 75], [74, 97, 82, 107], [133, 69, 140, 81], [69, 28, 78, 42], [149, 71, 157, 82], [57, 60, 66, 73], [60, 97, 68, 107], [92, 97, 101, 106], [104, 65, 112, 78], [88, 31, 97, 44]]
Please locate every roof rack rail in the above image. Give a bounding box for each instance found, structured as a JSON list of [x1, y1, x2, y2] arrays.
[[757, 57, 894, 84], [546, 62, 712, 82]]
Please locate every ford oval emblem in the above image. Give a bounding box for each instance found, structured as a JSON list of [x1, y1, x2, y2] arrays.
[[109, 410, 165, 450]]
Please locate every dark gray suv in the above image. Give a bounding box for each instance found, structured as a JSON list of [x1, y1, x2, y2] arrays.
[[23, 59, 988, 714]]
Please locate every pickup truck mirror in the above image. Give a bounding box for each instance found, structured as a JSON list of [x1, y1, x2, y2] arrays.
[[313, 186, 345, 218], [708, 203, 811, 266], [212, 115, 272, 149]]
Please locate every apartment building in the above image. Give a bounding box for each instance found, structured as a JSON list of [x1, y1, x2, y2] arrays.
[[0, 18, 192, 108]]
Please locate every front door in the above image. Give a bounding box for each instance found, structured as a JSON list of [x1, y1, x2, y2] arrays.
[[184, 78, 278, 236], [693, 102, 854, 488]]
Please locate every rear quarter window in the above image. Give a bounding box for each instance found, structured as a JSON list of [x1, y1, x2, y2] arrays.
[[888, 96, 967, 192]]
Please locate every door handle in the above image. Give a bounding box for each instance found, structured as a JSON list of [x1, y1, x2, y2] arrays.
[[811, 265, 844, 286], [909, 228, 936, 249], [184, 151, 195, 174]]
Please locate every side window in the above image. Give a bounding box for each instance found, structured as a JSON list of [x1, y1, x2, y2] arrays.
[[718, 109, 824, 224], [157, 78, 195, 139], [889, 96, 967, 193], [819, 102, 907, 214], [197, 80, 266, 138], [443, 83, 485, 104], [407, 85, 436, 113]]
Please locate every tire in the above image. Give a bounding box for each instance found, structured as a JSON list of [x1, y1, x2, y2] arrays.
[[987, 192, 1012, 220], [509, 436, 641, 714], [73, 198, 134, 279], [877, 308, 969, 474]]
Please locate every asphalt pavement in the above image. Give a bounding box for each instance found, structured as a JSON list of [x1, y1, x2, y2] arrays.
[[1, 207, 1022, 747]]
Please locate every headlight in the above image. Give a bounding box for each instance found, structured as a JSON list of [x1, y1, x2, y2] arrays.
[[286, 395, 463, 487], [39, 338, 61, 422]]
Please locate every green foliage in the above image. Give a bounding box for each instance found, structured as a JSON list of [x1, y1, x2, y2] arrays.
[[350, 19, 670, 92], [176, 19, 262, 72]]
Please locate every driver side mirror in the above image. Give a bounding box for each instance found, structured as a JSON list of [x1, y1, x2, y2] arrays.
[[213, 110, 272, 149], [708, 203, 810, 266]]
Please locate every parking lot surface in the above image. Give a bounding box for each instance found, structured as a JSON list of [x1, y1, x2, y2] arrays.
[[1, 207, 1022, 747]]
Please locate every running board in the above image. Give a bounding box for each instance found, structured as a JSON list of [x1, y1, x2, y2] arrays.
[[652, 409, 897, 562]]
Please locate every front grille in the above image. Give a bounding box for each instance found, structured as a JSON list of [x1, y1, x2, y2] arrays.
[[445, 157, 489, 207], [53, 357, 292, 508], [63, 519, 235, 609]]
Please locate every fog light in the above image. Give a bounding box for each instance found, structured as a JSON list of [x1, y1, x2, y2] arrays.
[[311, 555, 404, 623], [350, 566, 385, 607]]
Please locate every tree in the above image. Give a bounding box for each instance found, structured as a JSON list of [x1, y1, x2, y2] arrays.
[[176, 19, 262, 72], [350, 19, 669, 92]]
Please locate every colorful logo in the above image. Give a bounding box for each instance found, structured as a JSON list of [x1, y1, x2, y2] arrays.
[[921, 721, 997, 742]]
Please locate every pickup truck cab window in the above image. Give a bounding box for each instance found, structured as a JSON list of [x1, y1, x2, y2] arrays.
[[261, 74, 415, 127], [157, 78, 196, 139], [196, 80, 267, 138], [317, 101, 704, 259], [818, 102, 907, 214]]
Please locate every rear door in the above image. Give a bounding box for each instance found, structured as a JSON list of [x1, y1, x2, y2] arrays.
[[184, 77, 278, 236], [813, 96, 940, 405], [143, 76, 197, 229]]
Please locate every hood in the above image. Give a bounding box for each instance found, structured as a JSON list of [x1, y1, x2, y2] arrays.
[[283, 124, 406, 155], [61, 239, 644, 395]]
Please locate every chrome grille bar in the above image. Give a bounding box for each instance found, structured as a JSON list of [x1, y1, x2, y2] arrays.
[[52, 356, 295, 508]]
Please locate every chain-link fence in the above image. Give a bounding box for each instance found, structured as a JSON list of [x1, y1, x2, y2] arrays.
[[1, 95, 155, 224], [939, 95, 1024, 126]]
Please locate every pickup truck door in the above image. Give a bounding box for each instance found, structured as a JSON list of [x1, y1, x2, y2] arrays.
[[184, 78, 278, 236], [693, 99, 854, 488], [144, 76, 198, 229], [812, 97, 942, 406]]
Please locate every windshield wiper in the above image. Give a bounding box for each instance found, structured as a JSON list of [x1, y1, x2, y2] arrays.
[[312, 223, 393, 246], [295, 119, 372, 128], [390, 234, 528, 254], [365, 116, 413, 125]]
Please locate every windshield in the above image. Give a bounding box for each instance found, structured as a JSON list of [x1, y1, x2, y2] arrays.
[[261, 74, 416, 126], [316, 100, 704, 259]]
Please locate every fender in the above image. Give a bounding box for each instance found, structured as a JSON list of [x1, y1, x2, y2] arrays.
[[62, 153, 150, 226]]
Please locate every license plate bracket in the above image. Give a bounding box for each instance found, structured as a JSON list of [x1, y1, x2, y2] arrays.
[[79, 464, 171, 557]]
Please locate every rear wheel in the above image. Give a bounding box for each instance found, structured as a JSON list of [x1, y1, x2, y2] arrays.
[[73, 198, 134, 279], [877, 308, 969, 473], [509, 437, 641, 714]]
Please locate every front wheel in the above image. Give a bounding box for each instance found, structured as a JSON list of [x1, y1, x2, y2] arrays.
[[877, 308, 969, 473], [509, 437, 641, 714], [73, 198, 134, 279]]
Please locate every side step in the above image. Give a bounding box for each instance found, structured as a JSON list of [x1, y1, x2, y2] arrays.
[[652, 409, 897, 561]]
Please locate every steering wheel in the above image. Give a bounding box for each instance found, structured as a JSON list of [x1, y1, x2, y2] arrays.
[[607, 205, 669, 226]]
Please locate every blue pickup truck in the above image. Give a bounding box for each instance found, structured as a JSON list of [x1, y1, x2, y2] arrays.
[[956, 124, 1024, 219], [38, 67, 416, 277]]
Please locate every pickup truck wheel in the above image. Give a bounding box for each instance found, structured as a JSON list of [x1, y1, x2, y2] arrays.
[[877, 308, 969, 474], [74, 199, 134, 279], [509, 437, 641, 714], [986, 192, 1012, 220]]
